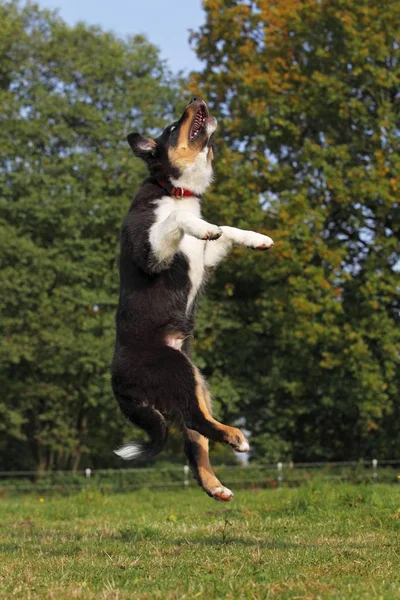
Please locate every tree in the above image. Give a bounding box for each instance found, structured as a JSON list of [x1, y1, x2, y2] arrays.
[[0, 0, 181, 471], [191, 0, 399, 460]]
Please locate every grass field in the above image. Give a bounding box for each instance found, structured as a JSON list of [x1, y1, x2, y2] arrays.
[[1, 483, 400, 599]]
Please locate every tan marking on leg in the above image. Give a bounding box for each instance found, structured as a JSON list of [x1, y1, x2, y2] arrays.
[[185, 429, 233, 502], [193, 366, 212, 411], [186, 429, 218, 488], [192, 365, 249, 452]]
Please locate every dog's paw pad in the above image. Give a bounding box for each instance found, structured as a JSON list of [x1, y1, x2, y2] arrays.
[[244, 233, 274, 250], [256, 240, 274, 250], [202, 227, 222, 241], [211, 486, 233, 502], [235, 439, 250, 453]]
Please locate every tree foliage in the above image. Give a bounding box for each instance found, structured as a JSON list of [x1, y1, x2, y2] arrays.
[[1, 0, 399, 471], [191, 0, 400, 460], [0, 0, 180, 470]]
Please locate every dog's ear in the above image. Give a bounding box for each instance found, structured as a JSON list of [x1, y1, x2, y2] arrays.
[[127, 133, 156, 162]]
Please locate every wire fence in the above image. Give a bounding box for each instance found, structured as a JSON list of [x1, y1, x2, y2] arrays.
[[1, 459, 400, 494]]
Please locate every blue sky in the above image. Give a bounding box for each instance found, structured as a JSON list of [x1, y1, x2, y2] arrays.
[[36, 0, 205, 73]]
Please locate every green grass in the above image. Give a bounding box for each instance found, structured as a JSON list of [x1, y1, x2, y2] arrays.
[[1, 483, 400, 599]]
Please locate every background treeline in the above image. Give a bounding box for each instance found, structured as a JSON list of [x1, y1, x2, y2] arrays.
[[0, 0, 398, 472]]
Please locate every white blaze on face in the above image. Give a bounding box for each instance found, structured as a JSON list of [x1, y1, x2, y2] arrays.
[[167, 103, 217, 197]]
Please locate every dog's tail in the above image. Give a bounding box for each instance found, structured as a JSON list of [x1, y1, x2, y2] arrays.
[[113, 386, 168, 461]]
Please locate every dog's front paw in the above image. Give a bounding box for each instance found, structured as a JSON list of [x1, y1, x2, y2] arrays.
[[201, 224, 223, 241], [186, 219, 222, 241], [243, 231, 274, 250]]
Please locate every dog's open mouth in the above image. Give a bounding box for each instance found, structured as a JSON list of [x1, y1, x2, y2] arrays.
[[190, 103, 208, 140]]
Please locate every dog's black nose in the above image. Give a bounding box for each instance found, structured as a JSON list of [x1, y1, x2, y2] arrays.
[[191, 96, 199, 103]]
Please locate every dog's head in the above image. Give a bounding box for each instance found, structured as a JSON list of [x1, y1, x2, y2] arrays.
[[127, 98, 217, 195]]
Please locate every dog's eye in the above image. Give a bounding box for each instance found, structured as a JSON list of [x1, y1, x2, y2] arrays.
[[170, 125, 176, 132]]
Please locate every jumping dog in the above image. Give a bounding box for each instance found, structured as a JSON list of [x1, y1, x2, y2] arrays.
[[112, 97, 274, 501]]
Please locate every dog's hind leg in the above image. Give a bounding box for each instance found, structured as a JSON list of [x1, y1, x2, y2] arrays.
[[184, 365, 249, 454], [182, 366, 232, 501], [184, 429, 233, 502], [112, 375, 168, 461]]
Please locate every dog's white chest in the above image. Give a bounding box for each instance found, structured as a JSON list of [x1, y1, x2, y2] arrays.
[[153, 196, 206, 310], [180, 233, 206, 309]]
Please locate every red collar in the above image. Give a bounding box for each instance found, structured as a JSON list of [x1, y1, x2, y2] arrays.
[[158, 179, 195, 198]]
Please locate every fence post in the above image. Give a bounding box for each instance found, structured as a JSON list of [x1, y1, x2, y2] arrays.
[[277, 462, 283, 488], [85, 468, 91, 479], [372, 459, 378, 482], [183, 465, 190, 489]]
